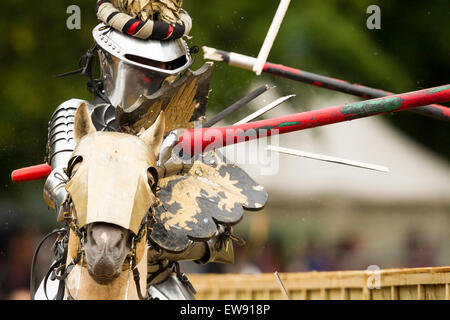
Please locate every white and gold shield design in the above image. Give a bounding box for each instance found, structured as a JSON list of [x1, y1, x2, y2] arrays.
[[150, 150, 268, 253]]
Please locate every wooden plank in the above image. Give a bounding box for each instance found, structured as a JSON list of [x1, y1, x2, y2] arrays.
[[391, 286, 399, 300], [341, 288, 349, 300], [321, 288, 329, 300], [417, 285, 425, 300], [399, 285, 417, 300], [445, 283, 449, 300], [362, 285, 371, 300]]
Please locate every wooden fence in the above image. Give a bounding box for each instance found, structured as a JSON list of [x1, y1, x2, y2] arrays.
[[189, 266, 450, 300]]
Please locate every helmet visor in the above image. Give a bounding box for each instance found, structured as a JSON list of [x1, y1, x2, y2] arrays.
[[100, 51, 174, 110]]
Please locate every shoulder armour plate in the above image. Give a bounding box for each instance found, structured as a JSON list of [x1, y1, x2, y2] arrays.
[[89, 103, 119, 132], [47, 99, 89, 168]]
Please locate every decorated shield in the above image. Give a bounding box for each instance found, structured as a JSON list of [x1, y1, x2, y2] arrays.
[[149, 150, 268, 253]]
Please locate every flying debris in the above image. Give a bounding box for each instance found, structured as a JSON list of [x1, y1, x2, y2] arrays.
[[234, 95, 295, 125], [253, 0, 291, 75], [267, 145, 390, 173]]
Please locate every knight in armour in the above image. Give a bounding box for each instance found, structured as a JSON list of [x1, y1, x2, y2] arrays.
[[38, 1, 267, 300]]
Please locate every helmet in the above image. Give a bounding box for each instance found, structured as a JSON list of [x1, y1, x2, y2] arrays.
[[92, 23, 192, 110]]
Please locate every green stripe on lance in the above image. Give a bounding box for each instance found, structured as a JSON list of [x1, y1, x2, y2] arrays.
[[149, 150, 268, 253], [277, 121, 302, 128], [340, 97, 406, 120], [425, 85, 450, 94]]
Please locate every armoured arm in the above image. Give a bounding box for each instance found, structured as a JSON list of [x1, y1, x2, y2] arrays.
[[43, 99, 88, 221], [149, 225, 236, 265]]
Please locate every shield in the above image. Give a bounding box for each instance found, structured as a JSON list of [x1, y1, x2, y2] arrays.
[[149, 150, 268, 252]]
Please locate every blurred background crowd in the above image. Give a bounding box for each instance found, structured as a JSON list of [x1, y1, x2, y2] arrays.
[[0, 0, 449, 299]]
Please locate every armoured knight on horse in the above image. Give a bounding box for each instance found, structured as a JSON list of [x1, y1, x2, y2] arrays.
[[13, 0, 450, 301], [36, 0, 268, 300]]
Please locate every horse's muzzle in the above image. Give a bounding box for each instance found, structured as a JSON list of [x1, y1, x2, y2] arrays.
[[84, 222, 131, 285]]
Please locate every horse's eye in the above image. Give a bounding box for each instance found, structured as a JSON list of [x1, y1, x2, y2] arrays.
[[147, 167, 159, 192], [147, 173, 154, 185], [66, 156, 83, 178]]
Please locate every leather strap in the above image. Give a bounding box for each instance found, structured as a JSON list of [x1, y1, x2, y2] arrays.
[[30, 228, 67, 300]]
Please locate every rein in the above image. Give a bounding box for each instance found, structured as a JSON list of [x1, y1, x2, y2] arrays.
[[30, 227, 68, 300]]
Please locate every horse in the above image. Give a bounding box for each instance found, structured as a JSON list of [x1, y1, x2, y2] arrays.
[[33, 100, 268, 300], [48, 102, 164, 300]]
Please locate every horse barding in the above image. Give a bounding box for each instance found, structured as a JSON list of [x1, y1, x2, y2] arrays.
[[33, 102, 268, 300]]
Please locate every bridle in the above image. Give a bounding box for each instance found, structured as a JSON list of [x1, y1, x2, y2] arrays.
[[63, 193, 154, 300], [30, 153, 195, 300], [31, 189, 157, 300]]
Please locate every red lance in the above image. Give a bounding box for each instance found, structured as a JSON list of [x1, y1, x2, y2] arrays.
[[178, 84, 450, 156], [11, 164, 52, 183], [11, 84, 450, 183]]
